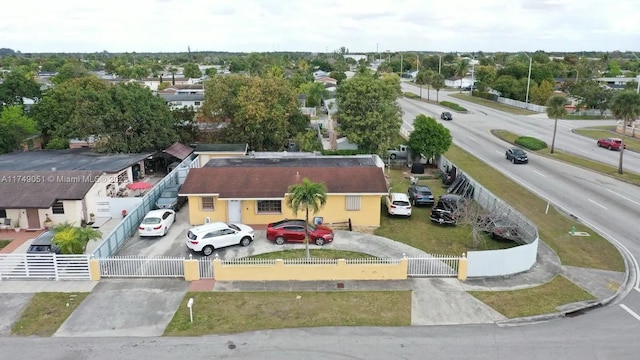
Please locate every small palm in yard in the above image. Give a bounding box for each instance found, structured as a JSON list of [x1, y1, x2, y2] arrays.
[[52, 222, 102, 254], [546, 95, 568, 154], [286, 178, 328, 258]]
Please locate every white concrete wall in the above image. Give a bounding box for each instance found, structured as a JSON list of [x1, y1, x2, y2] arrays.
[[467, 239, 539, 277]]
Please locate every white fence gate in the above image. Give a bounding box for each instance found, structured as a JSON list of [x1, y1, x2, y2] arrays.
[[199, 258, 214, 279], [407, 255, 460, 277], [0, 254, 90, 280], [98, 256, 184, 278]]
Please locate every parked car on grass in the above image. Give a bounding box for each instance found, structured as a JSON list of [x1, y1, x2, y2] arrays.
[[597, 137, 626, 151], [155, 185, 186, 211], [186, 222, 254, 256], [266, 219, 334, 246], [386, 192, 412, 217], [505, 147, 529, 164], [26, 231, 60, 254], [407, 185, 435, 206], [139, 209, 175, 237], [441, 112, 453, 121], [430, 194, 465, 225]]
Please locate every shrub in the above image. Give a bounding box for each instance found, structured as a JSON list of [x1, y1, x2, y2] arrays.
[[473, 91, 499, 101], [560, 114, 611, 120], [515, 136, 548, 150], [404, 92, 420, 99], [440, 101, 467, 112]]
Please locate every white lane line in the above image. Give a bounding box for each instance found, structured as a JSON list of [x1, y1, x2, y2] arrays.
[[468, 136, 478, 143], [533, 170, 545, 177], [607, 189, 640, 207], [620, 304, 640, 322], [496, 150, 504, 155], [587, 198, 607, 210], [635, 287, 640, 293]]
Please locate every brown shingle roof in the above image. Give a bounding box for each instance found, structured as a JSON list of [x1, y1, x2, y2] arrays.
[[0, 171, 103, 208], [180, 167, 388, 198], [163, 142, 194, 160]]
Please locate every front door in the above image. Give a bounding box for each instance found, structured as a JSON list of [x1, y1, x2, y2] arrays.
[[227, 200, 242, 223], [26, 209, 40, 229]]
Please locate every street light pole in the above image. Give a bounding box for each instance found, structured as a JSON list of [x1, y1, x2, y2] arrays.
[[470, 56, 476, 94], [523, 52, 532, 110]]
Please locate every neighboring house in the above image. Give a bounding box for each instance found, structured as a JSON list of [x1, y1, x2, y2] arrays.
[[313, 70, 330, 79], [315, 76, 338, 86], [179, 155, 388, 227], [158, 93, 205, 110], [139, 76, 194, 92], [0, 149, 154, 228], [158, 84, 205, 95], [193, 143, 248, 165], [445, 77, 474, 88]]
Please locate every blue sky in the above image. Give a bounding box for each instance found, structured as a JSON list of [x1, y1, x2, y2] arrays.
[[2, 0, 639, 53]]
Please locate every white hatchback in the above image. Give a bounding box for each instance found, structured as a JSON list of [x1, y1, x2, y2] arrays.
[[185, 222, 255, 256], [139, 209, 176, 237], [386, 192, 412, 217]]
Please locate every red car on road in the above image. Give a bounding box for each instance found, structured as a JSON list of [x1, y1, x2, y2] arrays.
[[266, 219, 334, 246], [597, 137, 626, 151]]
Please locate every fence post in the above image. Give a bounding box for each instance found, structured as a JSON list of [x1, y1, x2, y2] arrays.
[[457, 253, 468, 281], [89, 258, 101, 281], [184, 257, 200, 281]]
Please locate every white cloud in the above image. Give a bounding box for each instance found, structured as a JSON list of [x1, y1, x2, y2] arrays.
[[2, 0, 639, 53]]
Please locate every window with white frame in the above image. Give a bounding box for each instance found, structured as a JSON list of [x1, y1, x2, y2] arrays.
[[345, 195, 361, 211], [52, 201, 65, 214], [201, 197, 215, 210], [257, 200, 282, 214]]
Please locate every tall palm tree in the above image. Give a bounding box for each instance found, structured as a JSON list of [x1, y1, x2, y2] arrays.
[[610, 91, 640, 174], [415, 70, 433, 100], [545, 95, 568, 154], [431, 73, 445, 103], [286, 178, 328, 258]]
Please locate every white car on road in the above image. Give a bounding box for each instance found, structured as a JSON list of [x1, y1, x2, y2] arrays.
[[139, 209, 176, 237], [186, 222, 255, 256]]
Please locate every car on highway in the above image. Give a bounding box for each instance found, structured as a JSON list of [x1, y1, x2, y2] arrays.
[[441, 112, 453, 121], [26, 231, 61, 254], [597, 137, 626, 151], [155, 185, 186, 211], [505, 147, 529, 164], [138, 209, 175, 237], [430, 194, 465, 225], [407, 185, 435, 206], [186, 222, 255, 256], [386, 192, 412, 217], [266, 219, 334, 246]]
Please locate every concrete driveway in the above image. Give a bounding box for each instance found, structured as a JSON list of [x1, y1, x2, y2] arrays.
[[54, 279, 188, 337], [0, 293, 34, 335]]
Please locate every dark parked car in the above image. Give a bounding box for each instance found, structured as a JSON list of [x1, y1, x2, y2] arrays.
[[505, 147, 528, 164], [155, 185, 186, 211], [266, 219, 334, 246], [407, 185, 435, 206], [441, 112, 453, 121], [27, 231, 61, 254], [430, 194, 465, 225], [597, 137, 625, 151]]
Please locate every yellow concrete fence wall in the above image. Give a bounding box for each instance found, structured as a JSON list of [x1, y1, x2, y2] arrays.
[[213, 258, 408, 281]]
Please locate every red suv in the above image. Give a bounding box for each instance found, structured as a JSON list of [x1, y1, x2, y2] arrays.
[[597, 138, 626, 151], [266, 219, 334, 246]]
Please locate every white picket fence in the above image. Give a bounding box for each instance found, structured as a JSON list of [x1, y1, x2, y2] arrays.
[[0, 254, 90, 280]]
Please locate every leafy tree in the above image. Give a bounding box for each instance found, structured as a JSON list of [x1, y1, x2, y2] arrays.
[[183, 63, 202, 78], [298, 81, 327, 108], [474, 65, 497, 89], [530, 80, 555, 105], [431, 73, 445, 102], [204, 67, 218, 77], [610, 91, 640, 174], [0, 106, 38, 153], [545, 95, 568, 154], [0, 70, 41, 106], [50, 61, 90, 84], [493, 75, 521, 99], [172, 106, 198, 143], [407, 114, 452, 162], [570, 81, 614, 116], [335, 72, 402, 154], [329, 71, 346, 84], [52, 222, 102, 254], [266, 65, 284, 78], [294, 128, 322, 152], [285, 178, 328, 258]]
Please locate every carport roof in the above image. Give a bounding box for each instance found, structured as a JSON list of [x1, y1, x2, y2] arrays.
[[163, 142, 194, 160], [0, 170, 103, 208], [0, 148, 154, 172]]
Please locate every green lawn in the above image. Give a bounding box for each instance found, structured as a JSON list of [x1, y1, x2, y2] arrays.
[[573, 127, 640, 153], [469, 275, 596, 318], [12, 292, 89, 336], [249, 249, 373, 259], [164, 291, 411, 336], [448, 93, 537, 115], [0, 239, 11, 250]]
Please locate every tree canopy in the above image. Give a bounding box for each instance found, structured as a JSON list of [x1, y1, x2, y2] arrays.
[[407, 114, 452, 161], [335, 72, 402, 154], [0, 105, 38, 153]]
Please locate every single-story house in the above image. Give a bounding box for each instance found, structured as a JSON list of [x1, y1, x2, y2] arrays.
[[179, 155, 388, 227], [0, 148, 154, 228], [158, 93, 205, 110], [194, 143, 248, 165]]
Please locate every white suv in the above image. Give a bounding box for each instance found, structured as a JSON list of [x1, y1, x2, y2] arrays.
[[386, 192, 412, 217], [185, 222, 255, 256]]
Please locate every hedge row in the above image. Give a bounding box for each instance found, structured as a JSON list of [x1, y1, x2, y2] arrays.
[[515, 136, 548, 150], [404, 92, 420, 99], [440, 101, 467, 112]]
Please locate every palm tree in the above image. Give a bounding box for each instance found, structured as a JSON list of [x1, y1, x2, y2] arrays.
[[610, 91, 640, 174], [52, 222, 102, 254], [455, 60, 469, 92], [431, 73, 445, 103], [285, 178, 328, 258], [545, 95, 568, 154], [416, 70, 434, 101]]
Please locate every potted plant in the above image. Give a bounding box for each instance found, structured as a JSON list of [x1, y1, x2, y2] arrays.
[[89, 213, 96, 223], [13, 219, 20, 232], [43, 214, 54, 229]]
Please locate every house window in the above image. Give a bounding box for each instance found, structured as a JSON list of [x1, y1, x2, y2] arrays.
[[257, 200, 282, 214], [0, 209, 6, 218], [194, 101, 201, 106], [52, 201, 65, 214], [201, 197, 215, 210], [346, 195, 361, 211]]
